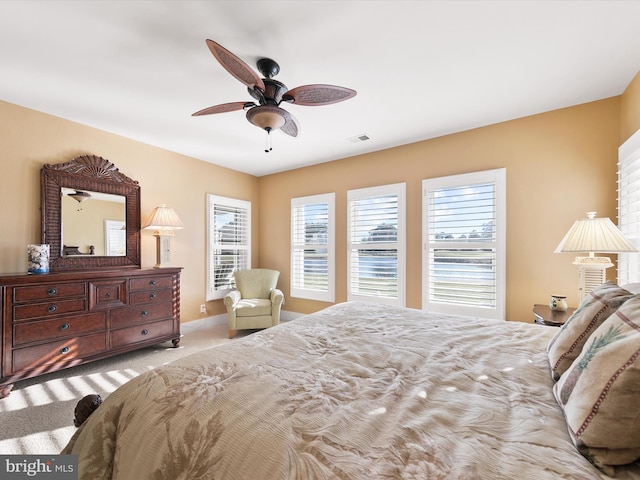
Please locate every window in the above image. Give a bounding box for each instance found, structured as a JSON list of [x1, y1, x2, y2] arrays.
[[618, 128, 640, 285], [206, 194, 251, 300], [347, 183, 406, 306], [422, 169, 506, 320], [291, 193, 335, 302], [104, 219, 125, 256]]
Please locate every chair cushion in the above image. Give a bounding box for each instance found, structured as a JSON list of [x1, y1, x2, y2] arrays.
[[547, 281, 634, 380], [236, 299, 273, 317]]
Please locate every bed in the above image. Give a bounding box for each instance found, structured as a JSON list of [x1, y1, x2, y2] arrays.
[[62, 300, 640, 479]]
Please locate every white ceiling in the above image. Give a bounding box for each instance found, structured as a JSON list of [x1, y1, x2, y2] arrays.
[[2, 1, 639, 177]]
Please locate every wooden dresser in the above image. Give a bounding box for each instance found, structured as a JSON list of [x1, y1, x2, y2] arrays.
[[0, 267, 181, 398]]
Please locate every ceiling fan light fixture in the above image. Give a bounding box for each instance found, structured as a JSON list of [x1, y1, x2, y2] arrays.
[[246, 105, 287, 131], [69, 190, 92, 203]]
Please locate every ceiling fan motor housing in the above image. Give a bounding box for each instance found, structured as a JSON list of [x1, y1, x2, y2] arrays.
[[249, 78, 288, 105]]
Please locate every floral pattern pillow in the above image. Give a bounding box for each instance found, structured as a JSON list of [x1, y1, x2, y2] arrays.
[[547, 281, 634, 380], [553, 295, 640, 474]]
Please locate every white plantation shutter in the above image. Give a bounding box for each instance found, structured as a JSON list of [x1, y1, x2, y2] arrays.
[[618, 128, 640, 285], [347, 183, 406, 306], [291, 193, 335, 302], [423, 169, 505, 320], [104, 220, 126, 256], [206, 195, 251, 300]]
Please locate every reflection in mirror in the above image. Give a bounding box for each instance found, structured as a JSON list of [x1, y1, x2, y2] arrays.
[[61, 188, 126, 256]]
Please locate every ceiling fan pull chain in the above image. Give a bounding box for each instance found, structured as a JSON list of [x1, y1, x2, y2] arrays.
[[265, 128, 273, 153]]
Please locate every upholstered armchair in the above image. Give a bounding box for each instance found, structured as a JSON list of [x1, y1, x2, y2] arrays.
[[223, 269, 284, 339]]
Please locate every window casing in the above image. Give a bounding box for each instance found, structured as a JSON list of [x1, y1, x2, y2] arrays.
[[206, 194, 251, 300], [347, 183, 406, 306], [618, 128, 640, 285], [291, 193, 335, 302], [422, 169, 506, 320]]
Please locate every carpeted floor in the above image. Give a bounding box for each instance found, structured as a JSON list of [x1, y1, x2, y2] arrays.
[[0, 318, 252, 455]]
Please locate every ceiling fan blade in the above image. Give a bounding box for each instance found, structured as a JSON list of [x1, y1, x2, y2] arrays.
[[192, 101, 254, 117], [280, 110, 300, 137], [206, 39, 266, 92], [282, 84, 356, 106]]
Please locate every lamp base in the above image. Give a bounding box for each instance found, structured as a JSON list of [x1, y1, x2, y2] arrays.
[[153, 232, 173, 268], [572, 256, 613, 303]]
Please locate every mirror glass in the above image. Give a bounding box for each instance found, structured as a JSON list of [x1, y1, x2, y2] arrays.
[[61, 188, 126, 256]]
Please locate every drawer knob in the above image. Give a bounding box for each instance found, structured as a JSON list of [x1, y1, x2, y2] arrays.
[[47, 305, 57, 313], [60, 346, 70, 354], [149, 293, 157, 299], [141, 329, 149, 336], [60, 323, 70, 331], [141, 310, 148, 317], [105, 293, 111, 298], [150, 280, 157, 286], [47, 288, 57, 296]]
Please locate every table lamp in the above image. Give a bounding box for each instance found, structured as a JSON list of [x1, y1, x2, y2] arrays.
[[555, 212, 637, 302], [143, 204, 184, 268]]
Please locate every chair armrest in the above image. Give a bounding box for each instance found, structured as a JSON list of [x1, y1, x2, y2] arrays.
[[223, 290, 241, 308], [271, 288, 284, 306]]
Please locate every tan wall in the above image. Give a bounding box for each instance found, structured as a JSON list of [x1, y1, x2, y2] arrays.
[[621, 70, 640, 143], [0, 100, 259, 323], [258, 98, 621, 322]]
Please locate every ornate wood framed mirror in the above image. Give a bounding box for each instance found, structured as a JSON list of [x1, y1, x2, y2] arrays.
[[41, 155, 141, 270]]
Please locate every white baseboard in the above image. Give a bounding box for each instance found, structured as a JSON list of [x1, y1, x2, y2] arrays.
[[281, 310, 305, 322]]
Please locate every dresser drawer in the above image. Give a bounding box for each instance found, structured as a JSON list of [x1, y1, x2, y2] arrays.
[[130, 275, 173, 292], [130, 288, 173, 305], [12, 333, 108, 373], [89, 279, 127, 310], [13, 312, 107, 346], [110, 301, 174, 329], [13, 298, 86, 321], [13, 282, 86, 302], [111, 320, 175, 349]]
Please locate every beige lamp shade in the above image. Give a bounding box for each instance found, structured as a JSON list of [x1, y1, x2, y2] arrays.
[[554, 212, 637, 255], [143, 204, 184, 232]]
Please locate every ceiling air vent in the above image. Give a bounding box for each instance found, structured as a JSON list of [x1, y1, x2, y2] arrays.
[[347, 133, 370, 144]]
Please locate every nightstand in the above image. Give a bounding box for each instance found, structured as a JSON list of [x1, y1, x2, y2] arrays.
[[533, 304, 576, 326]]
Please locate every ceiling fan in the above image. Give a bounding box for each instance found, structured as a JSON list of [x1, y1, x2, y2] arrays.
[[192, 39, 357, 152]]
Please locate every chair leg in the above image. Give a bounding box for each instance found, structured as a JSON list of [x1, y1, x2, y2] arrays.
[[228, 329, 236, 339]]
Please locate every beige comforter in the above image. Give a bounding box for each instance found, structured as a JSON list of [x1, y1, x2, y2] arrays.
[[62, 302, 640, 479]]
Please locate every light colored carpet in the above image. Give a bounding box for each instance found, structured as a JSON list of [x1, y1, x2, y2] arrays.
[[0, 318, 253, 455]]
